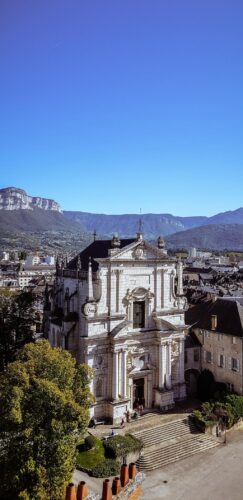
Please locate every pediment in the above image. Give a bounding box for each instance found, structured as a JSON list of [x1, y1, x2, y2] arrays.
[[110, 240, 167, 261], [153, 316, 179, 331], [110, 320, 132, 338]]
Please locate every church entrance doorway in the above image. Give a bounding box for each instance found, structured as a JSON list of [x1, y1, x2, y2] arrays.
[[133, 378, 145, 409]]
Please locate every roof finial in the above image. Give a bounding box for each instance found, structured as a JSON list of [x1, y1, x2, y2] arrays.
[[137, 208, 143, 240]]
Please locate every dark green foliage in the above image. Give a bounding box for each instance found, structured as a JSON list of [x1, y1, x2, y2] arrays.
[[0, 290, 37, 371], [103, 434, 143, 459], [84, 434, 96, 450], [197, 369, 215, 401], [225, 395, 243, 422], [0, 340, 93, 500], [90, 459, 120, 478]]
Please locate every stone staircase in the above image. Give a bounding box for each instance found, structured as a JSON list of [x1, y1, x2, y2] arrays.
[[133, 417, 220, 471]]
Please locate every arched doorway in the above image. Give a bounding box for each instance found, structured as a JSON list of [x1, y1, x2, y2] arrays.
[[133, 378, 145, 409], [185, 369, 200, 396]]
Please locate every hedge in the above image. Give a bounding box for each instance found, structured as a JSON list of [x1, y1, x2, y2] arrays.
[[103, 434, 143, 459], [90, 459, 120, 478]]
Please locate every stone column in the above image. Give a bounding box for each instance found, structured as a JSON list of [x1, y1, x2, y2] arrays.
[[165, 342, 172, 389], [87, 258, 94, 301], [112, 351, 119, 400], [161, 270, 165, 309], [153, 268, 157, 310], [177, 260, 184, 296], [147, 372, 153, 408], [122, 350, 127, 398], [110, 270, 116, 314], [178, 337, 185, 383], [156, 268, 161, 310], [118, 351, 122, 396], [158, 344, 166, 389]]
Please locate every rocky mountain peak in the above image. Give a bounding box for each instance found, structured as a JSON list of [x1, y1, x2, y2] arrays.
[[0, 187, 62, 212]]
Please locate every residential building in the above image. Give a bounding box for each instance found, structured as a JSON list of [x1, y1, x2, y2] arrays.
[[185, 298, 243, 395]]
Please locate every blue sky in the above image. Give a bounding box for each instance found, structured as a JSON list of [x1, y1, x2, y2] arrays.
[[0, 0, 242, 216]]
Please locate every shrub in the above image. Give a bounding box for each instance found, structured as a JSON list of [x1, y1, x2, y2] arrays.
[[103, 434, 143, 459], [90, 459, 120, 478], [225, 395, 243, 422], [84, 434, 96, 450]]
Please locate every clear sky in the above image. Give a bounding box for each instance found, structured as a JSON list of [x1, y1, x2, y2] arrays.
[[0, 0, 242, 216]]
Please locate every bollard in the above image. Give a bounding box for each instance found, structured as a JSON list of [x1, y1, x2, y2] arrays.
[[102, 478, 112, 500], [66, 482, 76, 500], [129, 462, 137, 480], [112, 476, 122, 495], [120, 463, 129, 487], [77, 481, 89, 500]]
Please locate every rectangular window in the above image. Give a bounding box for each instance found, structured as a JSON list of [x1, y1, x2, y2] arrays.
[[206, 351, 212, 363], [194, 349, 199, 362], [227, 383, 234, 393], [231, 358, 239, 372], [133, 301, 145, 328], [219, 354, 224, 368]]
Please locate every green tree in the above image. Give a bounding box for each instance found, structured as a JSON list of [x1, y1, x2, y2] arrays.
[[0, 340, 94, 499], [0, 290, 36, 371]]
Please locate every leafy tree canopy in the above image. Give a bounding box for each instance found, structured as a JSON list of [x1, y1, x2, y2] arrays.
[[0, 290, 37, 371], [0, 340, 94, 500]]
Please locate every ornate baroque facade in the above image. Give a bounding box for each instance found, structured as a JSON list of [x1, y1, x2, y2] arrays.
[[48, 233, 187, 423]]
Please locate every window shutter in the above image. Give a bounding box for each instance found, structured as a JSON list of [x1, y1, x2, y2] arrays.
[[217, 355, 220, 366], [237, 359, 240, 372], [203, 350, 206, 362], [228, 357, 232, 370], [223, 355, 226, 368]]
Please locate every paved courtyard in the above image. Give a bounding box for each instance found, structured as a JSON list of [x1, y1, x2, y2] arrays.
[[74, 429, 243, 500], [141, 429, 243, 500]]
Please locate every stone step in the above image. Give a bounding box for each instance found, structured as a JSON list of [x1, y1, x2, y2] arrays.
[[133, 418, 198, 447], [136, 434, 219, 470]]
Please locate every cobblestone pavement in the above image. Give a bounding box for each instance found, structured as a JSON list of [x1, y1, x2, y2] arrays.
[[141, 429, 243, 500]]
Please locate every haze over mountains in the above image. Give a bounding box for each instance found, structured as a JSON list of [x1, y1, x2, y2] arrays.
[[1, 187, 243, 251]]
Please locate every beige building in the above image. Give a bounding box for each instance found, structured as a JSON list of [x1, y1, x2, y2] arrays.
[[186, 298, 243, 395], [48, 234, 188, 423]]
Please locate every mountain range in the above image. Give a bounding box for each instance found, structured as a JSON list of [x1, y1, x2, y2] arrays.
[[1, 187, 243, 251]]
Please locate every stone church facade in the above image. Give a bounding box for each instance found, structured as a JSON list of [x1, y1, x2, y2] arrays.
[[48, 233, 187, 423]]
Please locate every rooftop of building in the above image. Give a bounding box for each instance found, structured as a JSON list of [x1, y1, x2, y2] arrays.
[[185, 298, 243, 337]]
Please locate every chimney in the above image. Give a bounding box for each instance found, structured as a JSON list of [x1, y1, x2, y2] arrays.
[[211, 315, 217, 330]]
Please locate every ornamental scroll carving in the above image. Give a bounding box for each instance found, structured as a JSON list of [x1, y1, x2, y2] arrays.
[[124, 287, 154, 305]]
